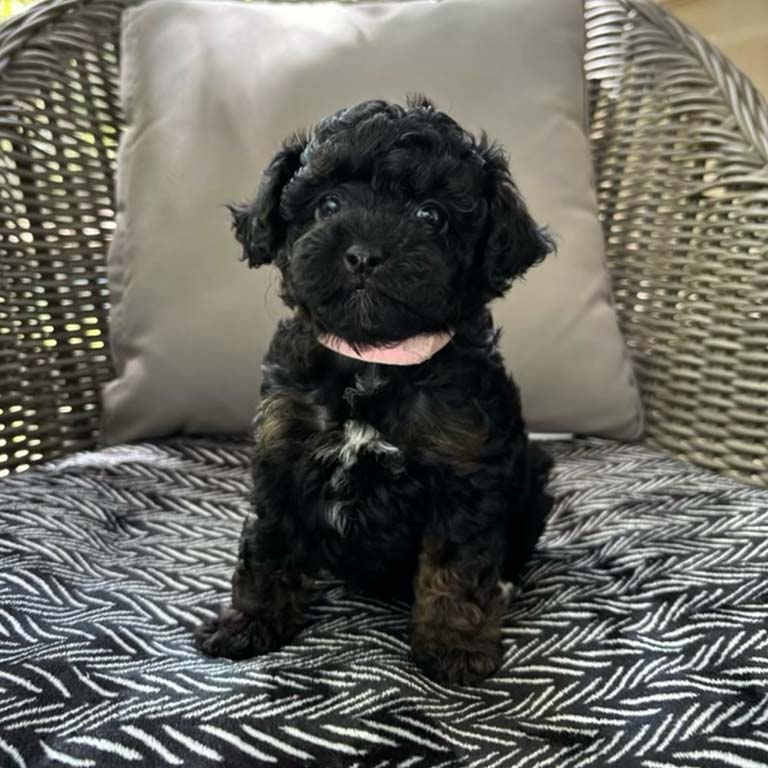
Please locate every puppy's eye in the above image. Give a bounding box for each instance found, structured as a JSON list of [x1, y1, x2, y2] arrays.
[[414, 203, 445, 231], [316, 194, 342, 220]]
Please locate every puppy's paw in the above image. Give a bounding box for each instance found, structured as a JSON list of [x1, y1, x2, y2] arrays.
[[195, 606, 288, 659], [195, 607, 256, 659], [412, 635, 502, 686]]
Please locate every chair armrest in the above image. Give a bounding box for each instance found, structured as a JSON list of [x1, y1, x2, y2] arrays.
[[586, 0, 768, 487], [0, 0, 129, 475]]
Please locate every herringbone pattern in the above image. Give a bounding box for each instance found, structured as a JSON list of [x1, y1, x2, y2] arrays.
[[1, 438, 767, 767]]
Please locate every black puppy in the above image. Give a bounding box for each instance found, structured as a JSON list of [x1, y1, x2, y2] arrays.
[[196, 96, 554, 685]]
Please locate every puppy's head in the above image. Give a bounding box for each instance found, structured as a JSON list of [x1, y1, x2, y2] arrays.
[[230, 96, 553, 345]]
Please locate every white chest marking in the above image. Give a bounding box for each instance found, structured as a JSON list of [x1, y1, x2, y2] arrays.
[[338, 421, 399, 466], [319, 420, 400, 535]]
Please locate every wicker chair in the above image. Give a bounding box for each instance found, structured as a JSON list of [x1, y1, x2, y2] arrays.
[[1, 0, 766, 486], [1, 5, 768, 765]]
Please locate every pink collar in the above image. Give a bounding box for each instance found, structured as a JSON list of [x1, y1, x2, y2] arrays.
[[317, 331, 454, 366]]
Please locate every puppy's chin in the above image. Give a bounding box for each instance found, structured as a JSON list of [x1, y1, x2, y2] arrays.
[[307, 286, 442, 345], [346, 289, 377, 331]]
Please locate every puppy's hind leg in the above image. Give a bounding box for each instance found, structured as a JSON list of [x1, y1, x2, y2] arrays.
[[196, 514, 309, 659], [411, 533, 505, 686]]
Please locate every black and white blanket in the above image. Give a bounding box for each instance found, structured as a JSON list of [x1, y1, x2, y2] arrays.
[[1, 437, 767, 767]]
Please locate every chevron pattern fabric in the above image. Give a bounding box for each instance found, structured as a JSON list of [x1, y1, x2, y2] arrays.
[[1, 437, 767, 767]]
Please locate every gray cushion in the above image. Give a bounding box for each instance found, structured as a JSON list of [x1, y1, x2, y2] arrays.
[[103, 0, 643, 443]]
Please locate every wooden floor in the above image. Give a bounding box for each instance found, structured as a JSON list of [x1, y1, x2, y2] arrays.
[[658, 0, 768, 97]]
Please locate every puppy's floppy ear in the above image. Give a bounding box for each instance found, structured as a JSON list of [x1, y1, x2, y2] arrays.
[[480, 141, 554, 296], [228, 132, 307, 267]]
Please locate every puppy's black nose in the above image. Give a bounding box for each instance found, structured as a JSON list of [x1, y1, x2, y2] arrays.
[[344, 244, 384, 276]]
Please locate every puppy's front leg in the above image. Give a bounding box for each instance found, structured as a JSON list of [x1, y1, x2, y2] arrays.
[[411, 533, 505, 686], [196, 514, 307, 659]]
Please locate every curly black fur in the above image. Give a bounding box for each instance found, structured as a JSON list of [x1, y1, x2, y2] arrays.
[[196, 96, 555, 685]]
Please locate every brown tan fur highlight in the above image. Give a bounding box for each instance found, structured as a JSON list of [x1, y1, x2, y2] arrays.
[[255, 391, 330, 462], [411, 538, 504, 685], [404, 396, 490, 473]]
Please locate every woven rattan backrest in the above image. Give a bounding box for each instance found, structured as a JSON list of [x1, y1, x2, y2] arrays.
[[585, 1, 767, 486], [1, 0, 766, 484]]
